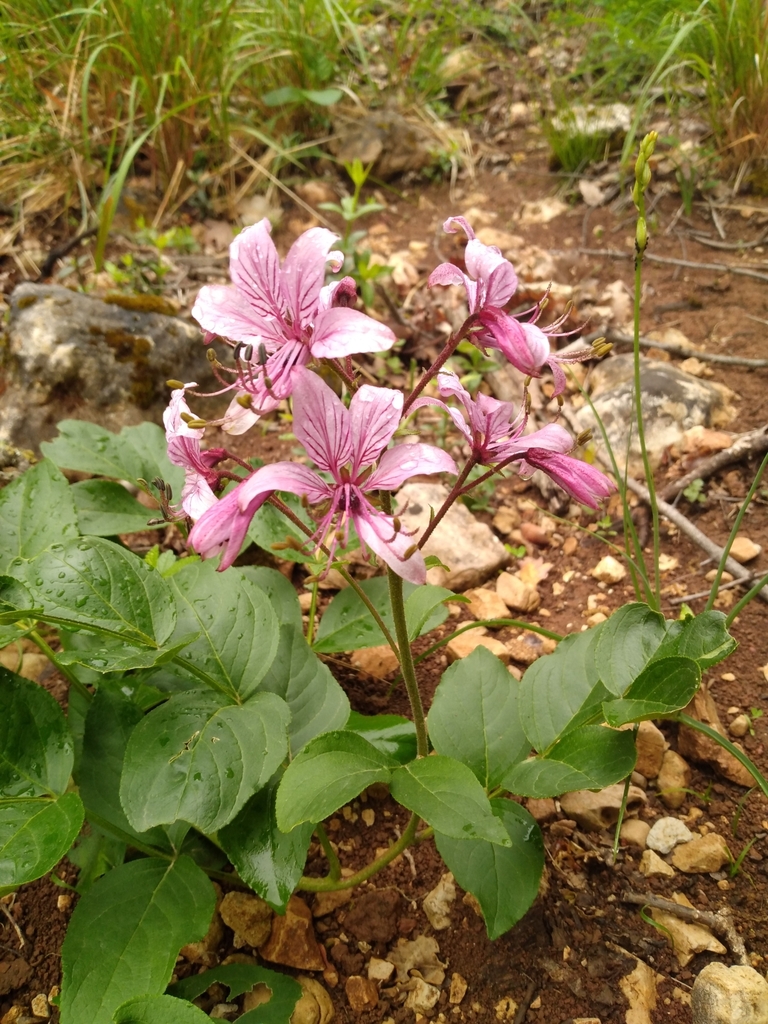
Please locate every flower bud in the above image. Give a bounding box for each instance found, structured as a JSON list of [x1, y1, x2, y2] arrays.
[[636, 216, 648, 252]]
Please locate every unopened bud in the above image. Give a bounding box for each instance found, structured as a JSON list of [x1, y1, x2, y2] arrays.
[[236, 394, 253, 409], [636, 217, 648, 251], [166, 379, 185, 389], [577, 429, 593, 446]]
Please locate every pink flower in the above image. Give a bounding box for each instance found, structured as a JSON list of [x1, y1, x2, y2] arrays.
[[416, 370, 614, 509], [429, 217, 594, 397], [191, 220, 396, 420], [188, 372, 458, 580], [163, 384, 225, 519]]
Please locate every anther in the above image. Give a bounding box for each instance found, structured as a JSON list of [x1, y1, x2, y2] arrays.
[[166, 379, 185, 389], [402, 543, 419, 559], [557, 394, 564, 407], [152, 477, 166, 492], [257, 343, 268, 366], [180, 412, 196, 424], [577, 429, 593, 446], [392, 517, 401, 533], [233, 342, 244, 361], [206, 348, 218, 363], [242, 344, 254, 362], [524, 375, 532, 387], [186, 418, 208, 428], [165, 484, 173, 501], [236, 394, 253, 409]]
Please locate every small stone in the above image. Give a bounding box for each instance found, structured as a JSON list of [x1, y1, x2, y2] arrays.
[[586, 611, 608, 627], [219, 891, 273, 948], [182, 885, 225, 966], [29, 995, 49, 1019], [559, 783, 646, 831], [706, 569, 734, 582], [730, 535, 762, 563], [652, 895, 727, 966], [492, 506, 520, 534], [646, 817, 693, 855], [312, 890, 352, 918], [345, 976, 378, 1012], [361, 808, 375, 827], [464, 587, 510, 622], [449, 973, 468, 1005], [692, 963, 768, 1024], [634, 720, 666, 779], [259, 895, 324, 971], [496, 573, 540, 612], [671, 833, 731, 873], [494, 995, 518, 1020], [56, 894, 72, 912], [562, 536, 578, 556], [386, 936, 446, 985], [631, 770, 647, 789], [344, 889, 401, 944], [591, 555, 626, 583], [295, 977, 334, 1024], [298, 592, 313, 612], [0, 1009, 21, 1024], [639, 850, 675, 878], [350, 644, 399, 679], [620, 819, 650, 847], [0, 959, 32, 996], [619, 960, 657, 1024], [423, 872, 455, 930], [729, 714, 751, 738], [367, 958, 395, 983], [405, 978, 441, 1014], [526, 798, 557, 824], [678, 688, 754, 787], [446, 632, 509, 664], [657, 750, 691, 809]]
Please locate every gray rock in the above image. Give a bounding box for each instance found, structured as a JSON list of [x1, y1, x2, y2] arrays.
[[1, 283, 210, 450], [646, 817, 694, 855], [576, 354, 733, 471], [559, 783, 646, 832], [394, 482, 509, 590], [692, 963, 768, 1024]]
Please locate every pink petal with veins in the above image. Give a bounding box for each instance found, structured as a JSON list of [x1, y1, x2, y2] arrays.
[[228, 219, 286, 321], [464, 239, 517, 307], [310, 306, 396, 358], [368, 443, 457, 491], [191, 284, 278, 343], [236, 461, 331, 512], [354, 509, 426, 585], [349, 385, 403, 471], [291, 371, 353, 473], [188, 484, 261, 571], [281, 226, 340, 324]]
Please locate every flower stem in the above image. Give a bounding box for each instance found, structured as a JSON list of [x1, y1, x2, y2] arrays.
[[298, 812, 418, 892], [305, 579, 319, 645], [402, 314, 477, 415], [386, 564, 429, 758], [417, 456, 477, 549], [315, 823, 342, 881], [28, 630, 92, 704]]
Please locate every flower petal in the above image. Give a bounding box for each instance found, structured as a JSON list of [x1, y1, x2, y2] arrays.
[[368, 443, 457, 491], [291, 371, 353, 474], [464, 239, 517, 307], [517, 450, 615, 509], [191, 285, 274, 343], [229, 219, 287, 322], [349, 385, 404, 471], [427, 262, 469, 289], [442, 216, 476, 240], [188, 484, 262, 571], [281, 226, 340, 324], [236, 461, 331, 511], [353, 506, 426, 584], [181, 474, 218, 520], [219, 394, 264, 435], [310, 307, 396, 358]]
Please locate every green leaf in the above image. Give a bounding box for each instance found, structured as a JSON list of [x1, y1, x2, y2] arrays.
[[435, 799, 544, 940], [653, 611, 737, 670], [390, 756, 512, 846], [42, 420, 183, 493], [71, 480, 163, 536], [503, 725, 637, 798], [345, 711, 417, 763], [17, 537, 175, 646], [68, 825, 126, 894], [518, 627, 610, 753], [121, 691, 290, 833], [260, 625, 349, 754], [0, 793, 84, 895], [602, 656, 701, 726], [594, 603, 667, 696], [403, 585, 453, 639], [219, 774, 313, 912], [302, 87, 343, 106], [276, 731, 396, 831], [0, 576, 42, 622], [114, 995, 209, 1024], [170, 562, 279, 700], [0, 459, 79, 573], [77, 688, 170, 850], [428, 647, 529, 789], [56, 635, 197, 674], [0, 667, 74, 797], [262, 85, 304, 106], [240, 566, 303, 630], [168, 964, 301, 1024], [60, 856, 215, 1024]]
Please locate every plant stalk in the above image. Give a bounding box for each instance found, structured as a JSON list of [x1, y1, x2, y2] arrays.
[[402, 315, 478, 415], [387, 565, 429, 758], [298, 813, 419, 892], [28, 630, 92, 703], [315, 823, 342, 881]]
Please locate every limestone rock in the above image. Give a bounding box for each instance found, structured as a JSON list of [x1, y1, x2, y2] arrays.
[[576, 355, 735, 473], [367, 958, 395, 983], [2, 283, 210, 450], [591, 555, 626, 583], [259, 896, 324, 971], [295, 978, 334, 1024], [634, 721, 666, 779], [449, 973, 468, 1005], [729, 714, 751, 738], [730, 535, 762, 564], [464, 587, 510, 622], [692, 963, 768, 1024], [492, 506, 520, 535], [423, 872, 456, 930], [678, 688, 754, 787], [651, 894, 726, 966], [219, 891, 272, 948], [386, 936, 446, 985], [619, 959, 657, 1024], [646, 817, 693, 855], [312, 890, 352, 918], [330, 110, 435, 179], [559, 783, 646, 831], [350, 644, 399, 679], [670, 833, 731, 873], [496, 572, 540, 612], [345, 976, 378, 1012], [526, 798, 557, 824], [657, 750, 691, 809], [446, 631, 509, 664], [405, 978, 441, 1014], [620, 819, 650, 848], [640, 850, 675, 878]]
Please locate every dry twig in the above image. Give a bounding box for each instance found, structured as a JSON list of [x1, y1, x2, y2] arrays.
[[623, 890, 748, 966], [584, 329, 768, 368], [660, 425, 768, 502], [571, 246, 768, 284]]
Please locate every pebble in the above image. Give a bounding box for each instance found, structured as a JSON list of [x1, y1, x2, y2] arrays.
[[729, 714, 751, 738], [29, 995, 49, 1019], [464, 587, 510, 622], [657, 750, 691, 809], [729, 535, 762, 563], [526, 798, 557, 824], [692, 963, 768, 1024], [633, 720, 666, 779], [350, 644, 400, 679], [495, 572, 540, 612], [423, 873, 456, 931], [345, 976, 378, 1012], [367, 958, 395, 983], [620, 819, 650, 848], [639, 850, 675, 878], [449, 973, 468, 1005], [671, 832, 731, 873], [259, 895, 324, 971], [492, 506, 520, 535], [219, 892, 272, 948], [646, 817, 694, 855], [559, 784, 646, 832], [446, 631, 509, 664], [591, 555, 626, 583], [405, 978, 441, 1014]]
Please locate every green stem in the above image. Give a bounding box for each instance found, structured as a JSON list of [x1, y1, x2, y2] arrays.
[[298, 813, 419, 892], [28, 630, 92, 704], [387, 565, 428, 758], [417, 456, 477, 550], [706, 451, 768, 612], [675, 712, 768, 800], [726, 569, 768, 627], [315, 823, 342, 881], [305, 579, 319, 646]]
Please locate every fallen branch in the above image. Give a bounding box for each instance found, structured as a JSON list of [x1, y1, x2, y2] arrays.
[[571, 246, 768, 283], [623, 890, 748, 966], [687, 229, 768, 251], [584, 329, 768, 369], [660, 425, 768, 502]]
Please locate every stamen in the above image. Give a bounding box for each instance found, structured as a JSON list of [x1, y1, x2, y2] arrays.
[[166, 379, 185, 389], [236, 394, 253, 409], [242, 344, 254, 363], [577, 429, 593, 446]]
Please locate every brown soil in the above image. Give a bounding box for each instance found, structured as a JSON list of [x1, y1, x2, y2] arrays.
[[2, 129, 768, 1024]]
